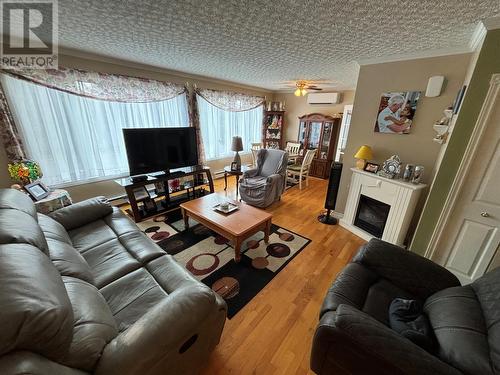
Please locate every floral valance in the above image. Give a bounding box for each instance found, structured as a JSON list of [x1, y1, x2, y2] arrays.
[[2, 67, 186, 103], [196, 88, 264, 112]]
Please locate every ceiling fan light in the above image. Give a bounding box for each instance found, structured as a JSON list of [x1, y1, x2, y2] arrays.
[[301, 88, 308, 96], [294, 88, 301, 96]]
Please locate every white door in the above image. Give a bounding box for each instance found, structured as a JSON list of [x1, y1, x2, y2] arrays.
[[435, 75, 500, 284]]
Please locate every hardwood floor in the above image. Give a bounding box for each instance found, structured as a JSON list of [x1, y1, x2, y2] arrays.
[[201, 176, 366, 375]]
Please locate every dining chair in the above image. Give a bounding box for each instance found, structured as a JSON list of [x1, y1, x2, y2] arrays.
[[287, 148, 317, 190], [285, 141, 301, 164]]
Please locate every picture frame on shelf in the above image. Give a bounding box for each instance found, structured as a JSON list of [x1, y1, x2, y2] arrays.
[[24, 180, 50, 201], [230, 161, 239, 171], [132, 186, 149, 201], [363, 162, 379, 174], [143, 197, 157, 213], [154, 181, 165, 195]]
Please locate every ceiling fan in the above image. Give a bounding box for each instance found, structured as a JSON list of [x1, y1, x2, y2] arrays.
[[281, 80, 333, 96]]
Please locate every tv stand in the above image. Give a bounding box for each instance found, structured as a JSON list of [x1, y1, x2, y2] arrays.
[[117, 165, 214, 223]]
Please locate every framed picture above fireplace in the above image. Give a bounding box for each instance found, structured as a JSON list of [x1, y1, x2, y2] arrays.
[[374, 91, 421, 134]]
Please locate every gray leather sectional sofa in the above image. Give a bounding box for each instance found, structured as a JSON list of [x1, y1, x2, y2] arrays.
[[0, 188, 226, 375]]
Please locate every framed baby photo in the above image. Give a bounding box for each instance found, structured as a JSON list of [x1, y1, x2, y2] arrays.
[[374, 91, 421, 134], [363, 162, 379, 174]]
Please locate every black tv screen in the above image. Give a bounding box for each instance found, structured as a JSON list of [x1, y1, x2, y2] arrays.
[[123, 127, 198, 175]]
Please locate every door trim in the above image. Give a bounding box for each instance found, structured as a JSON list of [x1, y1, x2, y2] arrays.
[[426, 74, 500, 261]]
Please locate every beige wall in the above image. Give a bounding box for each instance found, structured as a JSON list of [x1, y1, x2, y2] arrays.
[[273, 91, 355, 142], [0, 52, 269, 201], [336, 53, 472, 216]]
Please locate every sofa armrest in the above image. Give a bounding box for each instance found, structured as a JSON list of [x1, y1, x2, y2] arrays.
[[353, 238, 460, 299], [242, 168, 259, 179], [49, 196, 113, 231], [95, 284, 227, 375], [311, 305, 461, 375], [266, 173, 283, 184], [0, 351, 88, 375]]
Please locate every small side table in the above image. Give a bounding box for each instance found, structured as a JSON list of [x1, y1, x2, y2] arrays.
[[224, 165, 249, 198], [34, 189, 72, 214]]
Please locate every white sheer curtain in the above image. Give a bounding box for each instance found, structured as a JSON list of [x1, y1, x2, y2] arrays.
[[0, 74, 189, 186], [197, 94, 263, 160]]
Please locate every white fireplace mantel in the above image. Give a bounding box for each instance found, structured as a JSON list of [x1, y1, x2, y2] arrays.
[[340, 168, 427, 246]]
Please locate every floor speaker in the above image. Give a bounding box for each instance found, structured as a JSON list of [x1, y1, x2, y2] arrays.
[[318, 162, 343, 225]]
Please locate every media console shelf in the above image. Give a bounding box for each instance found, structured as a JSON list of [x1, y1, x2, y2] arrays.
[[116, 165, 214, 223]]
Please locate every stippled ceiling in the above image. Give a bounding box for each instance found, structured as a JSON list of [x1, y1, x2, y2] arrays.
[[58, 0, 500, 91]]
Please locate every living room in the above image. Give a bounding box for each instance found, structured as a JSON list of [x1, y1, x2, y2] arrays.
[[1, 2, 500, 375]]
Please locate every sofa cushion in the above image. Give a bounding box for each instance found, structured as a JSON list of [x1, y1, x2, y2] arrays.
[[146, 254, 199, 292], [0, 244, 74, 361], [363, 279, 415, 325], [103, 207, 142, 237], [259, 149, 285, 177], [0, 209, 49, 254], [0, 188, 37, 219], [424, 285, 494, 375], [60, 277, 118, 371], [47, 238, 95, 284], [471, 267, 500, 373], [320, 262, 414, 325], [69, 219, 117, 253], [80, 238, 141, 288], [320, 262, 379, 316], [49, 196, 113, 231], [100, 268, 169, 332], [38, 213, 72, 244], [118, 231, 165, 263]]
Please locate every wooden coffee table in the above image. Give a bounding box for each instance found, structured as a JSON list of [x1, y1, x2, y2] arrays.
[[180, 194, 272, 262]]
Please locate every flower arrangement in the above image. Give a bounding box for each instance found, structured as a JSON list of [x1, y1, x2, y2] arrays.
[[7, 160, 43, 185]]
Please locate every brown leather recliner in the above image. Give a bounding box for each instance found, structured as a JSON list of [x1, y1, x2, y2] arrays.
[[311, 238, 500, 375], [0, 188, 227, 375]]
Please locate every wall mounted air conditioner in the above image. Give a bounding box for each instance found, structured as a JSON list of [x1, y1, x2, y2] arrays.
[[307, 92, 341, 105]]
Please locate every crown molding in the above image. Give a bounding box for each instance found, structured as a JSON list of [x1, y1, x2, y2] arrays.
[[356, 46, 473, 66], [483, 16, 500, 30], [470, 22, 487, 51]]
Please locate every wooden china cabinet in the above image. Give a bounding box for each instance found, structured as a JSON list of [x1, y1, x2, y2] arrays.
[[296, 113, 342, 179]]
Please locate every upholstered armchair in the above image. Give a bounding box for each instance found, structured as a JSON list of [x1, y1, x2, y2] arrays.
[[311, 238, 500, 375], [239, 149, 288, 208]]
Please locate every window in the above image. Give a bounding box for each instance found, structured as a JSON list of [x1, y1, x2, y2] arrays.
[[1, 74, 189, 186], [197, 94, 263, 160], [335, 104, 353, 162]]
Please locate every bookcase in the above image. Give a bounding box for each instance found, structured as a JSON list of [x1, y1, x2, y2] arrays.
[[263, 110, 285, 149]]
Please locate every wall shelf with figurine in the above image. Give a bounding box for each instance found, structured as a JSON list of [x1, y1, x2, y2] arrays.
[[433, 107, 454, 144], [263, 110, 285, 149]]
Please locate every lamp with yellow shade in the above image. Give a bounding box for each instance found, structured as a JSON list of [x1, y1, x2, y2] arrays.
[[354, 145, 373, 169]]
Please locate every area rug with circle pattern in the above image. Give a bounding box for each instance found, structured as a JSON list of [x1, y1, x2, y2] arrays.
[[137, 212, 311, 318]]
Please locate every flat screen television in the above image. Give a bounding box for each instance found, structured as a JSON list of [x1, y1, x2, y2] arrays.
[[123, 127, 198, 176]]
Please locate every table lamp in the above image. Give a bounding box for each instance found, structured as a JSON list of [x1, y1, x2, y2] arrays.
[[354, 145, 373, 169], [231, 136, 243, 169]]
